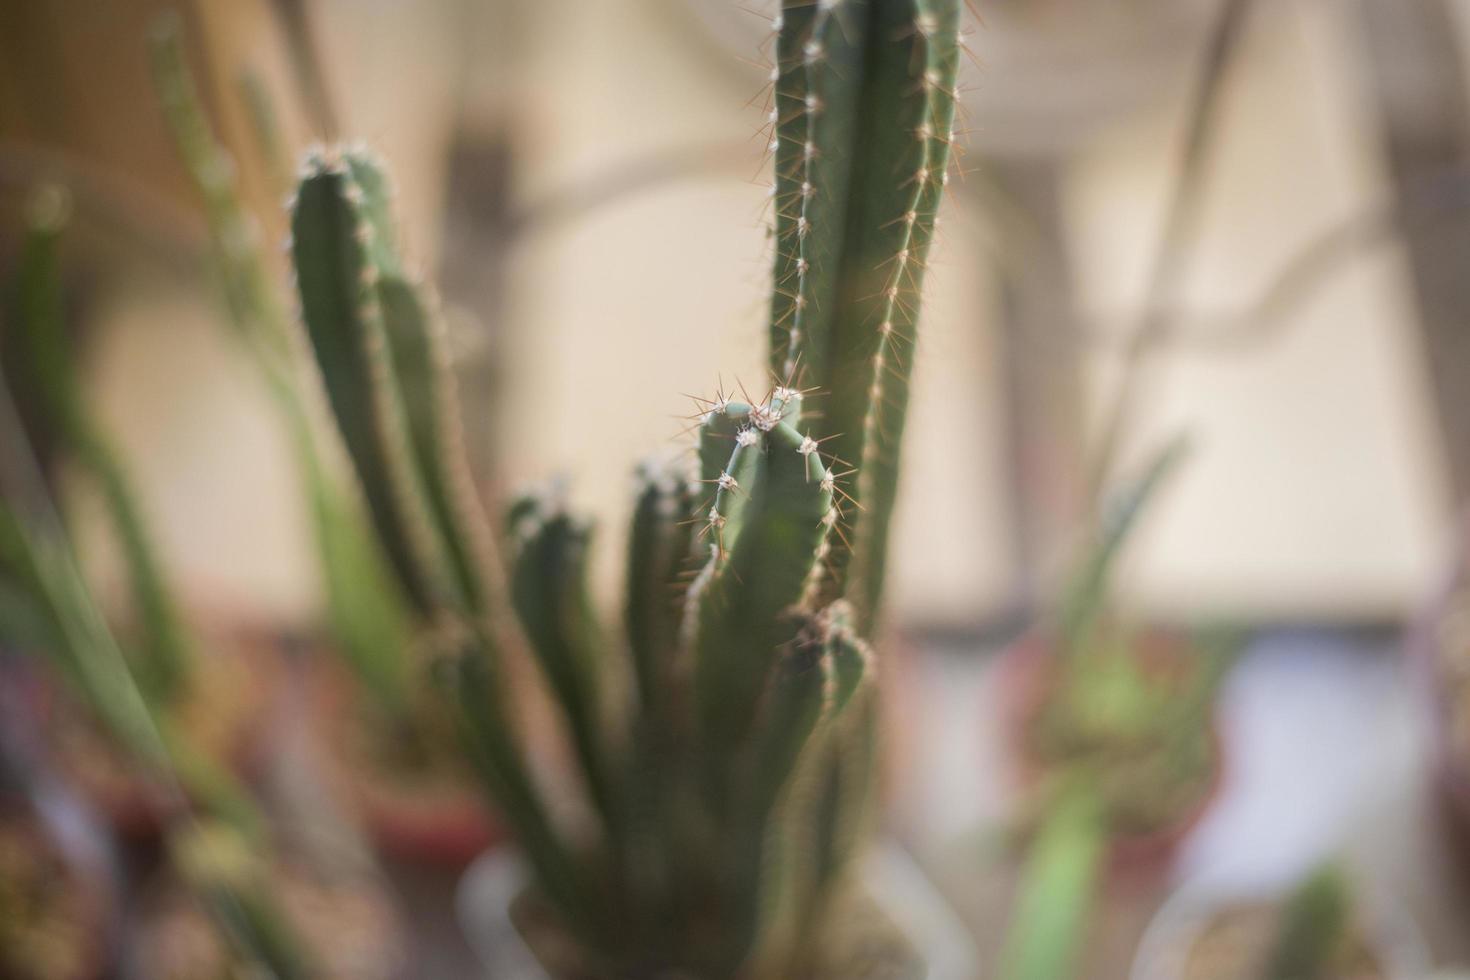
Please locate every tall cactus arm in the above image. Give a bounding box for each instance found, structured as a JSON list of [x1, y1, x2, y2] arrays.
[[506, 494, 619, 832], [291, 157, 429, 611], [2, 190, 194, 702], [686, 391, 836, 759], [768, 0, 962, 630], [343, 150, 490, 616], [850, 0, 963, 625], [293, 149, 492, 620]]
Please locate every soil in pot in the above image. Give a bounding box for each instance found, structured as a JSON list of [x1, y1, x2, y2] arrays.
[[0, 804, 112, 980], [310, 656, 502, 867], [1179, 903, 1384, 980], [133, 852, 404, 979], [507, 879, 925, 980], [44, 621, 284, 840]]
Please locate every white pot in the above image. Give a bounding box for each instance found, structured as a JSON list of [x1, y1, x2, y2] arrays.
[[455, 841, 978, 980], [1130, 878, 1431, 980]]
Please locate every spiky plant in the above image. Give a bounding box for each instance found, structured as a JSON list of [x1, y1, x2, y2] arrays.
[[0, 192, 313, 978], [287, 1, 961, 974]]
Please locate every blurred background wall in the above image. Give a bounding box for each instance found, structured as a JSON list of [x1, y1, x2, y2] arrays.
[[1, 0, 1463, 635]]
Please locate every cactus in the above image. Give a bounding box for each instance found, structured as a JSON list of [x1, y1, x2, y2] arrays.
[[770, 0, 962, 633], [286, 1, 962, 974]]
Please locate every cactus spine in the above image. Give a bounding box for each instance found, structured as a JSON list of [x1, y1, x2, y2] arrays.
[[288, 1, 962, 974]]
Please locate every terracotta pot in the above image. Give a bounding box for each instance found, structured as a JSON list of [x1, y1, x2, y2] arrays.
[[308, 657, 504, 868], [44, 618, 285, 841], [131, 860, 406, 980], [995, 631, 1225, 878], [0, 800, 116, 980]]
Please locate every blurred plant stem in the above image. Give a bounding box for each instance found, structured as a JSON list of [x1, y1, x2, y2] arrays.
[[1086, 0, 1255, 503]]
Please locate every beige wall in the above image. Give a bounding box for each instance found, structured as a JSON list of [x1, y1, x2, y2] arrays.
[[35, 0, 1465, 627]]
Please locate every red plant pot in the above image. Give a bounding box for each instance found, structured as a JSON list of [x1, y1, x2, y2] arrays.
[[308, 659, 505, 869], [994, 631, 1225, 880]]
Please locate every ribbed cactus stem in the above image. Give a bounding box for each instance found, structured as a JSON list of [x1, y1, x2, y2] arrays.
[[768, 0, 962, 632], [291, 148, 491, 619]]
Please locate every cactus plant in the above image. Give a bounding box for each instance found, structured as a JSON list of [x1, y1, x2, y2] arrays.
[[0, 191, 318, 978], [148, 17, 506, 865], [285, 1, 962, 974]]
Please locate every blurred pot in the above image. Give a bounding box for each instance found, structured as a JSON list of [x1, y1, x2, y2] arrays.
[[308, 657, 504, 869], [996, 631, 1225, 878], [129, 858, 406, 980], [455, 842, 978, 980], [0, 797, 117, 980], [1129, 878, 1429, 980]]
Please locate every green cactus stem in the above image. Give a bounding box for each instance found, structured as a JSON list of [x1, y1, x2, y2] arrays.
[[150, 18, 415, 716], [769, 0, 963, 632], [283, 3, 963, 973]]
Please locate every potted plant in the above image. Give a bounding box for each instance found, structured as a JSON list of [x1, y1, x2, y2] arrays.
[[0, 184, 278, 840], [1130, 863, 1430, 980], [283, 0, 964, 972], [991, 439, 1231, 980], [0, 182, 396, 980], [145, 18, 503, 867]]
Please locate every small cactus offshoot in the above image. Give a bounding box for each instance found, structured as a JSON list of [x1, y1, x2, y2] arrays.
[[287, 1, 963, 974]]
